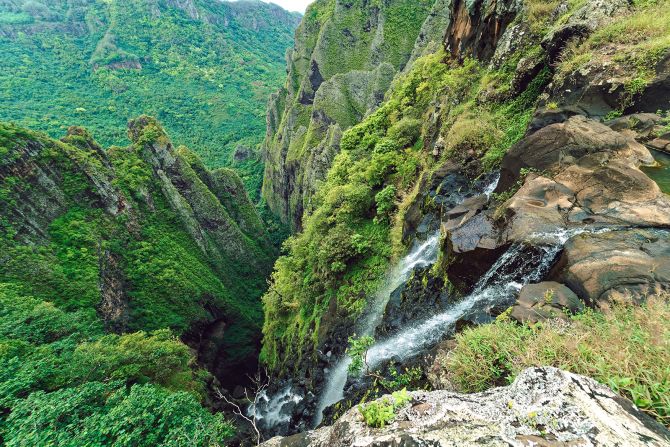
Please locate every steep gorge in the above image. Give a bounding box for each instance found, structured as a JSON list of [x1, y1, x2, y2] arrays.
[[258, 0, 670, 442], [0, 117, 275, 384]]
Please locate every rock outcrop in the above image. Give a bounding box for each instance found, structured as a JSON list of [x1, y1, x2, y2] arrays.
[[263, 367, 670, 446], [510, 281, 583, 323], [552, 229, 670, 306]]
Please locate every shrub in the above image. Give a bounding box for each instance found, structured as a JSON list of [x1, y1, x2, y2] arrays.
[[445, 112, 502, 159], [347, 335, 375, 375], [375, 185, 397, 223], [359, 389, 411, 428]]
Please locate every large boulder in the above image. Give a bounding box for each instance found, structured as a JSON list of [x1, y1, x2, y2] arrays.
[[553, 229, 670, 306], [510, 281, 584, 324], [499, 115, 653, 190], [262, 367, 670, 446], [500, 116, 670, 244]]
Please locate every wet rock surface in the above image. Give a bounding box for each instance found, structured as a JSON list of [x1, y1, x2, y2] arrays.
[[377, 266, 454, 338], [262, 367, 670, 446]]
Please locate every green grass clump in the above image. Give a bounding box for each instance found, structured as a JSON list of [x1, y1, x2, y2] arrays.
[[445, 295, 670, 426], [359, 389, 411, 428]]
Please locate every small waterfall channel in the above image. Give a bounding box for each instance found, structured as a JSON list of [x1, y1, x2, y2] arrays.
[[365, 227, 604, 369], [312, 232, 442, 426]]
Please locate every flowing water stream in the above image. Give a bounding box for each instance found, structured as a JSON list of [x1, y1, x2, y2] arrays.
[[314, 226, 613, 426], [366, 229, 579, 368], [312, 174, 500, 426], [312, 232, 442, 426]]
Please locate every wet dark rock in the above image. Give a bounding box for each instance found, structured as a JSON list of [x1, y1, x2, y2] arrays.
[[376, 267, 455, 338]]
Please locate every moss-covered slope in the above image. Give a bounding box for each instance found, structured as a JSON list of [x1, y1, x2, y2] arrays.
[[0, 118, 275, 383]]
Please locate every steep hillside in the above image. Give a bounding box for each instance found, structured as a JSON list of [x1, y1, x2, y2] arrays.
[[0, 0, 301, 197], [0, 117, 276, 396], [258, 0, 670, 436], [261, 0, 444, 230]]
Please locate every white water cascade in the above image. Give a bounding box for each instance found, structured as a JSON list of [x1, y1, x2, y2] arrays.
[[365, 227, 610, 368], [312, 174, 502, 427], [312, 232, 442, 426], [248, 386, 303, 431]]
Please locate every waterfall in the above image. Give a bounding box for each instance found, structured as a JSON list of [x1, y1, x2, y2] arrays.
[[312, 174, 502, 427], [248, 386, 303, 431], [365, 227, 609, 369], [312, 231, 442, 427]]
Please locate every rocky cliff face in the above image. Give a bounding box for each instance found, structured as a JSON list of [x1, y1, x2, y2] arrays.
[[0, 118, 275, 385], [262, 0, 444, 230], [263, 368, 670, 446], [258, 0, 670, 439]]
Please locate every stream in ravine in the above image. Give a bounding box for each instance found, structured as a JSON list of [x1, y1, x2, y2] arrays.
[[252, 176, 607, 432]]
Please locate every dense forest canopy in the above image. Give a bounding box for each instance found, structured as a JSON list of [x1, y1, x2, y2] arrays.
[[0, 0, 301, 198]]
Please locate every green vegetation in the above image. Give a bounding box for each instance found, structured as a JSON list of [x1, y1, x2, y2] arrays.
[[261, 46, 549, 373], [0, 119, 277, 444], [558, 0, 670, 88], [0, 0, 301, 198], [347, 335, 375, 375], [445, 295, 670, 426], [0, 284, 234, 446], [358, 389, 411, 428], [261, 0, 436, 226]]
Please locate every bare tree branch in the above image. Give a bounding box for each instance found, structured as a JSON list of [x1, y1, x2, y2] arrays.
[[216, 368, 271, 446]]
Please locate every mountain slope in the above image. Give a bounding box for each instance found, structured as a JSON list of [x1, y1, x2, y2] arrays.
[[258, 0, 670, 435], [261, 0, 442, 230], [0, 117, 276, 384], [0, 0, 301, 197]]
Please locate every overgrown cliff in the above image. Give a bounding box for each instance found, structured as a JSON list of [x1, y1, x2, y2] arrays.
[[259, 0, 670, 437], [0, 117, 275, 398], [261, 0, 446, 230]]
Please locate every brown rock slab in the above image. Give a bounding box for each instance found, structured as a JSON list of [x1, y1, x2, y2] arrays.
[[511, 282, 583, 324], [554, 229, 670, 306]]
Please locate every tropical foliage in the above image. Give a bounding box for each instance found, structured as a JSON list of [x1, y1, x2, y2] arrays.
[[0, 0, 301, 198]]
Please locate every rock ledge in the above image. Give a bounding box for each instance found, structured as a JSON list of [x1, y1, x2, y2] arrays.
[[263, 367, 670, 446]]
